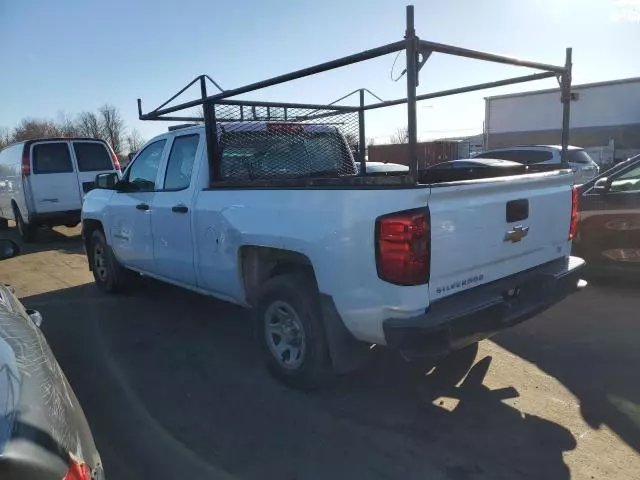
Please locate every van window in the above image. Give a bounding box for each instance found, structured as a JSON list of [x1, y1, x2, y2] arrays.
[[73, 142, 114, 172], [32, 143, 73, 174]]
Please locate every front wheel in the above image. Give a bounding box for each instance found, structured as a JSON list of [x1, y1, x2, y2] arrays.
[[255, 273, 332, 390], [90, 229, 134, 293]]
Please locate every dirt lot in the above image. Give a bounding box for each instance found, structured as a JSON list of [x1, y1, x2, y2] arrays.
[[1, 225, 639, 479]]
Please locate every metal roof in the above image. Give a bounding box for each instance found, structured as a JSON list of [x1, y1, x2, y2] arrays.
[[485, 76, 640, 101]]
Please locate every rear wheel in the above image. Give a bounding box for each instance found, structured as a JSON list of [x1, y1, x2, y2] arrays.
[[90, 229, 135, 293], [255, 273, 332, 390], [12, 205, 36, 243]]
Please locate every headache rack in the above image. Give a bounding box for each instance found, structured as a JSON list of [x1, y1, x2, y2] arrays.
[[138, 4, 573, 187]]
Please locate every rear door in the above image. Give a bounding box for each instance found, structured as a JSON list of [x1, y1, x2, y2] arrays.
[[150, 132, 201, 286], [28, 141, 82, 213], [428, 171, 573, 301], [71, 141, 118, 196]]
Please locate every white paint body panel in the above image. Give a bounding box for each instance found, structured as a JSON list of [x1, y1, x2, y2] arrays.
[[82, 125, 575, 345], [0, 143, 28, 221]]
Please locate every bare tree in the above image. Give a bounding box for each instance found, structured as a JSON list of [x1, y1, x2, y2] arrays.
[[390, 127, 409, 144], [98, 104, 125, 155], [125, 129, 145, 154], [56, 112, 78, 137], [13, 118, 61, 141], [76, 111, 103, 138], [0, 127, 11, 150]]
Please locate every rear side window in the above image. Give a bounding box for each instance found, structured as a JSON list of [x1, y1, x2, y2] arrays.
[[73, 142, 114, 172], [164, 134, 199, 190], [566, 150, 594, 165], [32, 143, 73, 174], [220, 131, 355, 180]]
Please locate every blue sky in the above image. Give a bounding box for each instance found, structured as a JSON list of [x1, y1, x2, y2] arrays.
[[1, 0, 639, 145]]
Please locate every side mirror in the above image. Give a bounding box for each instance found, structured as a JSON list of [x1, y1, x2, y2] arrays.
[[592, 177, 610, 195], [0, 239, 20, 260], [95, 172, 119, 190]]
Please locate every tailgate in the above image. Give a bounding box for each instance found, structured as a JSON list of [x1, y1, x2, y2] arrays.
[[428, 171, 573, 301]]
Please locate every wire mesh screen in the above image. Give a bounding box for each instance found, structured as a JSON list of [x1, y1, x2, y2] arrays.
[[210, 103, 361, 181]]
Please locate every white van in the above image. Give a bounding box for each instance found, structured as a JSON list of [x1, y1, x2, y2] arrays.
[[0, 138, 121, 242]]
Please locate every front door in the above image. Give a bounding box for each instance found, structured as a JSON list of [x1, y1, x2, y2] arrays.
[[150, 132, 201, 286], [109, 139, 167, 272], [578, 160, 640, 267], [28, 141, 82, 213]]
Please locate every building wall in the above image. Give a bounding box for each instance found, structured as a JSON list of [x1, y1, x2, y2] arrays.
[[486, 78, 640, 135]]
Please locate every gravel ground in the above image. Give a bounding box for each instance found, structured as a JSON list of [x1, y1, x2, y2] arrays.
[[1, 224, 638, 480]]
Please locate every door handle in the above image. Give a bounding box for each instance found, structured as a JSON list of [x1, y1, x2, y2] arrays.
[[136, 203, 150, 211], [172, 204, 189, 214]]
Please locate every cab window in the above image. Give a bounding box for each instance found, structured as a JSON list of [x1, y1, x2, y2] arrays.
[[163, 134, 199, 190], [126, 140, 166, 191]]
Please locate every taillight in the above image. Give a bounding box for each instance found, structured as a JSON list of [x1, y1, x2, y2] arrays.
[[376, 208, 430, 285], [569, 186, 579, 240], [62, 458, 91, 480], [21, 146, 30, 176], [111, 150, 121, 172]]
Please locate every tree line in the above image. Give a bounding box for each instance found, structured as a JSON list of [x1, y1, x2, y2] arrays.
[[0, 104, 145, 156]]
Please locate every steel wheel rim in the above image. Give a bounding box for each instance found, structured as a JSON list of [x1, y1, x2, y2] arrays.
[[264, 300, 306, 370], [94, 243, 108, 282]]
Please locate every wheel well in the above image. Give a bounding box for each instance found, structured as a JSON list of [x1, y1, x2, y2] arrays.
[[240, 246, 316, 305], [82, 219, 103, 270]]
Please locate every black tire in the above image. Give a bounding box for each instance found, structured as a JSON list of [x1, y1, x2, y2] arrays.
[[12, 205, 36, 243], [89, 229, 135, 293], [0, 218, 8, 230], [64, 223, 79, 228], [255, 273, 332, 390]]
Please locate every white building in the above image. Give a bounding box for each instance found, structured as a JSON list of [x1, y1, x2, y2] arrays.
[[484, 77, 640, 165]]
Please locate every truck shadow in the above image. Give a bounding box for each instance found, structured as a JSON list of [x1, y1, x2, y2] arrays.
[[22, 280, 576, 480], [0, 223, 83, 255], [492, 282, 640, 455]]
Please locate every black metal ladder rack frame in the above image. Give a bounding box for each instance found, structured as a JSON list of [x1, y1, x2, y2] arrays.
[[138, 5, 572, 186]]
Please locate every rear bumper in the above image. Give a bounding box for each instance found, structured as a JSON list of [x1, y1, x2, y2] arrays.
[[383, 256, 586, 357], [30, 210, 81, 226]]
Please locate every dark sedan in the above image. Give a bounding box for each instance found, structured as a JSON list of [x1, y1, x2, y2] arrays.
[[573, 155, 640, 276], [0, 239, 103, 479]]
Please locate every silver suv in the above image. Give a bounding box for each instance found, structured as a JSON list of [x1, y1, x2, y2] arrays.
[[474, 145, 600, 185]]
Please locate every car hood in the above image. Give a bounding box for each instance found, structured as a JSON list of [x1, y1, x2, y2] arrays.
[[0, 285, 100, 475]]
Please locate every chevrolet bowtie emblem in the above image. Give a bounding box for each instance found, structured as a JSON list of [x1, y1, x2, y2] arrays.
[[504, 225, 530, 243]]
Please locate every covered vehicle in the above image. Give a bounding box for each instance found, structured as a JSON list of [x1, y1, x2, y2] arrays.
[[474, 145, 599, 185], [0, 239, 103, 479]]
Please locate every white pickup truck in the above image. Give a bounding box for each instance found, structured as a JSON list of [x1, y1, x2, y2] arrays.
[[81, 121, 584, 388]]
